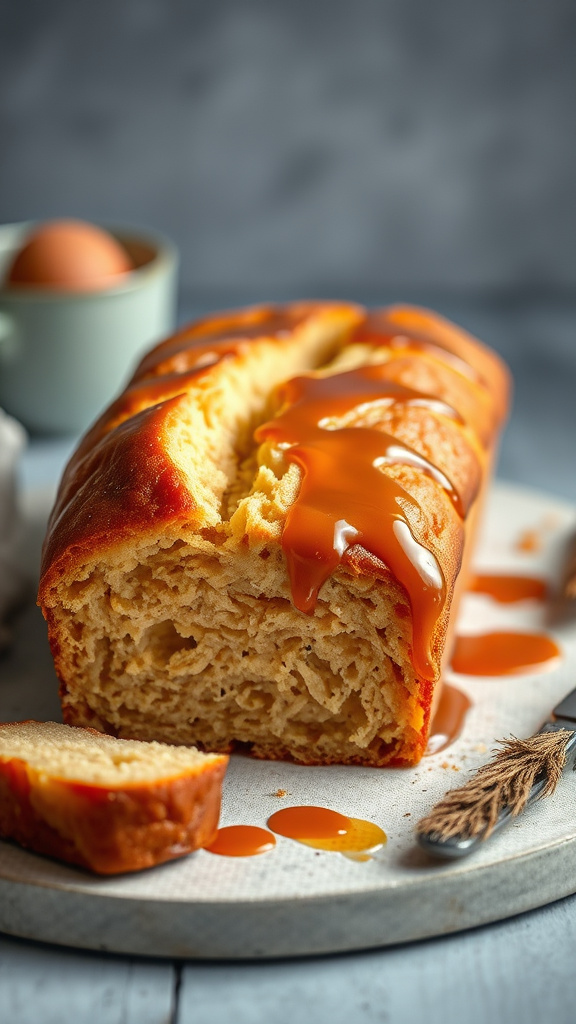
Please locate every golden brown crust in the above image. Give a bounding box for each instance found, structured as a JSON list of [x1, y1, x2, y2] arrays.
[[40, 396, 197, 598], [0, 722, 228, 874], [378, 305, 510, 427]]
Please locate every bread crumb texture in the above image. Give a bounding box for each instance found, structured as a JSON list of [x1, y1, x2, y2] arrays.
[[39, 304, 509, 767], [0, 720, 224, 784]]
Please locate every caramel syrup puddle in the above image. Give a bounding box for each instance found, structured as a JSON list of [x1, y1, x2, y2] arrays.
[[468, 573, 547, 603], [515, 516, 559, 555], [256, 365, 469, 680], [516, 529, 542, 554], [267, 806, 387, 861], [204, 825, 276, 857], [451, 631, 561, 676], [426, 683, 472, 755]]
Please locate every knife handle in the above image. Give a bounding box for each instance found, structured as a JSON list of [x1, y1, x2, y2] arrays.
[[417, 722, 576, 860]]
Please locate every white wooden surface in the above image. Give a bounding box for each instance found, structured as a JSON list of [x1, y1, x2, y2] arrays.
[[2, 892, 576, 1024], [180, 894, 576, 1024], [0, 936, 175, 1024]]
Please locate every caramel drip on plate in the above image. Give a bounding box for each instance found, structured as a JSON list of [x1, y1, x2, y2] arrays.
[[204, 825, 276, 857], [257, 365, 466, 680], [451, 632, 561, 676], [205, 808, 387, 860], [468, 573, 548, 603], [267, 806, 386, 860], [516, 529, 542, 554], [426, 683, 472, 755]]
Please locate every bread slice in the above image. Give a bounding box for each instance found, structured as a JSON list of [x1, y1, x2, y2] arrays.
[[0, 721, 228, 873], [38, 303, 509, 766]]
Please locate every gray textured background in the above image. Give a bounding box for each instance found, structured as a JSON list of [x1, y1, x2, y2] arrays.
[[1, 0, 576, 496], [1, 0, 575, 295]]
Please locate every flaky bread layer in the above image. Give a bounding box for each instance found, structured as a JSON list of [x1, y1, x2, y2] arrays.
[[0, 721, 228, 873], [39, 303, 510, 767]]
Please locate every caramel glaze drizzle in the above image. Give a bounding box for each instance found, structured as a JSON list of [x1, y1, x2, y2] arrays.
[[256, 364, 468, 681]]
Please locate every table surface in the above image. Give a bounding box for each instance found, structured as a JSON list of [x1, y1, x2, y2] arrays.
[[3, 298, 576, 1023]]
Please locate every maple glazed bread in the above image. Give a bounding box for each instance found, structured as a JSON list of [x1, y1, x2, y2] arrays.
[[38, 302, 510, 767], [0, 721, 227, 873]]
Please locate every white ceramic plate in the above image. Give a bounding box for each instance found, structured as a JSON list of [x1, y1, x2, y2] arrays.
[[1, 482, 576, 958]]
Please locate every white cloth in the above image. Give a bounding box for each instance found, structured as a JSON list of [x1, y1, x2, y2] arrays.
[[0, 408, 27, 647]]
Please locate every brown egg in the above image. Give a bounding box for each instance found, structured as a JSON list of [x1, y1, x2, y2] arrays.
[[6, 220, 134, 291]]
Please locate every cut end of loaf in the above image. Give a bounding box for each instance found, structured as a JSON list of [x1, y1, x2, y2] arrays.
[[51, 538, 430, 766]]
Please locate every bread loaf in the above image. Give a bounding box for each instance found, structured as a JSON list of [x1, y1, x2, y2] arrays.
[[38, 303, 509, 766], [0, 720, 227, 873]]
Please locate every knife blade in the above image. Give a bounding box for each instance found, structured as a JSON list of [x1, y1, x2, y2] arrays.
[[417, 686, 576, 859]]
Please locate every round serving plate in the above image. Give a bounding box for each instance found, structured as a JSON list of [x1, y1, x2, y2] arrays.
[[1, 481, 576, 959]]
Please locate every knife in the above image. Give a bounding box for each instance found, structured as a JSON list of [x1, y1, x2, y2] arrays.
[[417, 686, 576, 860]]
